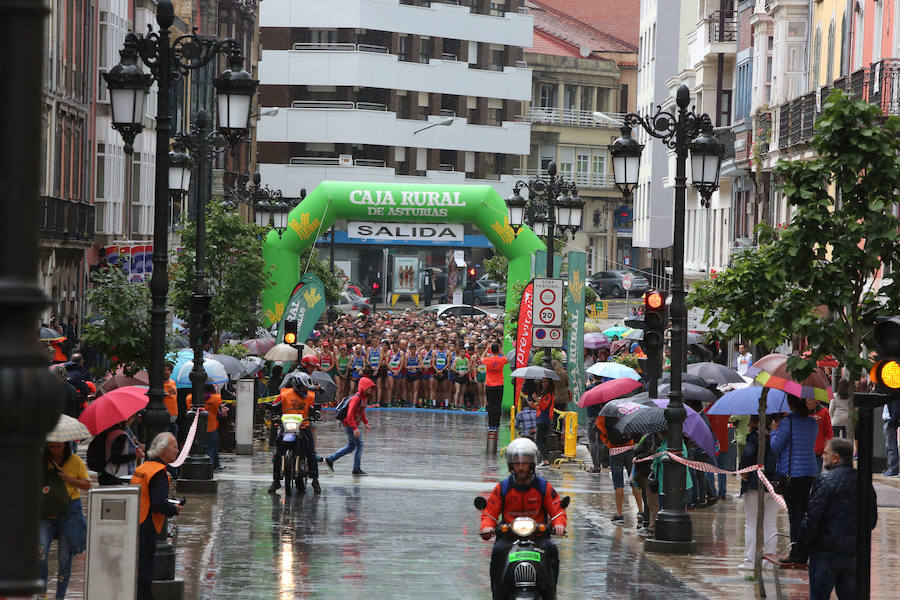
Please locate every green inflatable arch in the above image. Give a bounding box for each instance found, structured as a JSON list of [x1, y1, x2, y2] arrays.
[[261, 181, 545, 409]]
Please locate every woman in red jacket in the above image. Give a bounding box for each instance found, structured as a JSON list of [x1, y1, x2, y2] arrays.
[[324, 377, 373, 475]]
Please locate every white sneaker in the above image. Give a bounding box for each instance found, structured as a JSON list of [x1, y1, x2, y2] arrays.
[[738, 561, 754, 571]]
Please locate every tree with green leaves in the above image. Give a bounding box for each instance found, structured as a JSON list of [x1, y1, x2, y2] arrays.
[[83, 266, 155, 377], [170, 203, 271, 351]]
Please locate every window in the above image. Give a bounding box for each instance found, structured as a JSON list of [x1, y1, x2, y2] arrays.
[[734, 60, 753, 122], [420, 36, 431, 64], [539, 84, 556, 108], [592, 150, 607, 187], [96, 145, 105, 200], [826, 20, 835, 83], [874, 1, 883, 62], [398, 35, 409, 62], [575, 150, 589, 186], [854, 3, 864, 70], [811, 27, 822, 88], [719, 90, 732, 126]]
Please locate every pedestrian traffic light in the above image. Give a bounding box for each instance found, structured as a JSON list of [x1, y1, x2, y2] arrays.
[[642, 291, 667, 352], [284, 319, 298, 345], [870, 316, 900, 395]]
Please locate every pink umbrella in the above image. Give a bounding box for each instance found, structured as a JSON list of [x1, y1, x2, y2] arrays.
[[242, 337, 276, 356], [78, 385, 149, 435], [584, 332, 610, 350], [577, 378, 644, 408]]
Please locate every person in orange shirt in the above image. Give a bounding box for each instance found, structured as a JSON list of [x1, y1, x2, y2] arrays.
[[269, 372, 321, 494], [163, 363, 179, 437], [479, 438, 566, 598], [186, 384, 226, 470], [480, 342, 508, 431]]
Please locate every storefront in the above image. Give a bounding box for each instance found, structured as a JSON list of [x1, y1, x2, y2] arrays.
[[318, 220, 494, 300]]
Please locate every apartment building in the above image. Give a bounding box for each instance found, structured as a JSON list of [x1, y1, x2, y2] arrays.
[[39, 0, 98, 321], [634, 0, 690, 284], [518, 0, 638, 274], [255, 0, 533, 284]]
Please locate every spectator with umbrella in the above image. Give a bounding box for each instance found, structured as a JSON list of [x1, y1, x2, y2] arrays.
[[527, 377, 556, 467]]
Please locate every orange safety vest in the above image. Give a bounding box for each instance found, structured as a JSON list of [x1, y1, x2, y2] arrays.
[[163, 379, 178, 417], [131, 461, 170, 533], [278, 388, 313, 428]]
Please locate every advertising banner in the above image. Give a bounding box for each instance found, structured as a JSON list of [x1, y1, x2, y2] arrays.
[[348, 221, 464, 244], [392, 256, 419, 295], [514, 280, 535, 408], [566, 251, 587, 404], [277, 273, 326, 345]]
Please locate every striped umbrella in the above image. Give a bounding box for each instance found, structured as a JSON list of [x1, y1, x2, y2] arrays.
[[747, 353, 832, 402], [241, 337, 276, 356]]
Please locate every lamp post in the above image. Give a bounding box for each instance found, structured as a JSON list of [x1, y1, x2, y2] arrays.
[[504, 162, 584, 370], [609, 84, 724, 553], [172, 106, 255, 491], [102, 1, 257, 454], [0, 0, 68, 594], [102, 2, 257, 589]]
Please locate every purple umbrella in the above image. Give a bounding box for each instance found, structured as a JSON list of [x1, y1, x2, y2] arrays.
[[584, 332, 610, 350], [650, 398, 716, 458]]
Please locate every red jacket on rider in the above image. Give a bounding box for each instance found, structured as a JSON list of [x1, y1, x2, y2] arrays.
[[480, 475, 567, 531]]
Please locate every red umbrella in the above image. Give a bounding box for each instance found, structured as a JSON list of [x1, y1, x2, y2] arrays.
[[78, 385, 149, 435], [577, 378, 644, 408]]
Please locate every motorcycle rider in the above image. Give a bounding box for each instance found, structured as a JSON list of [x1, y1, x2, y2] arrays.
[[479, 437, 567, 599], [269, 372, 321, 494]]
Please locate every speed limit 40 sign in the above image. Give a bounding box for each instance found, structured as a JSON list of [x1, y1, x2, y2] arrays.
[[533, 278, 563, 327]]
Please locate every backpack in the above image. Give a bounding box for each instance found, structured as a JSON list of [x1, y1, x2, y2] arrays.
[[41, 466, 71, 519], [499, 475, 548, 505], [334, 395, 354, 422], [86, 429, 111, 473]]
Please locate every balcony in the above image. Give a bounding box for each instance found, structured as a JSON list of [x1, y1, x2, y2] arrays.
[[775, 92, 820, 150], [519, 108, 626, 128], [259, 48, 532, 101], [40, 196, 95, 244], [258, 107, 530, 154], [869, 59, 900, 116], [707, 10, 737, 43], [259, 0, 533, 48], [512, 168, 615, 189]]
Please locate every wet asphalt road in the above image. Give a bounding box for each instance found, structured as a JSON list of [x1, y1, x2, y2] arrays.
[[173, 410, 704, 600]]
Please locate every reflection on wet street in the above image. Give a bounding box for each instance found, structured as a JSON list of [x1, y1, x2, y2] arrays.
[[52, 409, 900, 598], [175, 410, 702, 599]]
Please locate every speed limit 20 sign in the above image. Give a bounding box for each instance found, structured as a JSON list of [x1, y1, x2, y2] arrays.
[[533, 278, 563, 327]]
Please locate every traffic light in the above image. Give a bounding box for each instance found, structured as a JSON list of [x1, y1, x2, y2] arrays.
[[284, 319, 298, 345], [468, 267, 476, 278], [191, 293, 213, 346], [870, 316, 900, 395], [642, 290, 668, 352]]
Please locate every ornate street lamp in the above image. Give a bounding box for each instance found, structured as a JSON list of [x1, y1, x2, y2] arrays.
[[504, 162, 584, 369], [101, 0, 258, 586], [609, 84, 723, 553], [608, 126, 644, 197], [168, 141, 193, 194]]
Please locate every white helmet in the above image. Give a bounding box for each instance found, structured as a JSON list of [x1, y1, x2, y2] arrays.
[[506, 437, 538, 473]]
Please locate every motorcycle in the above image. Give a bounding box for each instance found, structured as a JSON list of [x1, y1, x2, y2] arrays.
[[474, 495, 570, 600], [278, 414, 309, 496]]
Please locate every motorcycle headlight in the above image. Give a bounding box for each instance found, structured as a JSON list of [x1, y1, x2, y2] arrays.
[[511, 517, 537, 538], [283, 421, 299, 433]]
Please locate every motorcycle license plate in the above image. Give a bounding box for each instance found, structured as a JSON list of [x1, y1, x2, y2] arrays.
[[507, 550, 541, 563]]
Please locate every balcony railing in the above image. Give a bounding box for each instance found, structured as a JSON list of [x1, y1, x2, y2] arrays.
[[40, 196, 94, 243], [291, 42, 387, 53], [708, 10, 737, 43], [519, 107, 626, 128], [512, 168, 615, 189], [849, 67, 869, 100], [869, 58, 900, 116]]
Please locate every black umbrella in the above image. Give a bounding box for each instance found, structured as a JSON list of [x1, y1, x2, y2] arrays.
[[613, 406, 669, 437], [658, 372, 718, 390], [311, 371, 337, 403], [686, 362, 745, 384], [656, 382, 719, 404]]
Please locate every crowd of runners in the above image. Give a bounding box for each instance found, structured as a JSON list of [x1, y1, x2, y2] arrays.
[[302, 309, 508, 410]]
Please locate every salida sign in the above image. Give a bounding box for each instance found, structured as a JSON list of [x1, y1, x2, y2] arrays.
[[349, 189, 466, 218], [348, 221, 464, 243]]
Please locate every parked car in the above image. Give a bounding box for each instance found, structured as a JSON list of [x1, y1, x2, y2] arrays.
[[336, 291, 372, 315], [417, 304, 491, 319], [587, 270, 650, 298], [462, 279, 506, 306]]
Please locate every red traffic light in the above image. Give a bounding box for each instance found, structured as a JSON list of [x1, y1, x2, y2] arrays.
[[645, 291, 664, 310], [372, 282, 380, 290]]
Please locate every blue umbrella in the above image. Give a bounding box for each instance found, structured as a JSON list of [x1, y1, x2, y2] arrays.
[[167, 348, 210, 376], [706, 386, 790, 416], [585, 362, 641, 381], [174, 358, 229, 389]]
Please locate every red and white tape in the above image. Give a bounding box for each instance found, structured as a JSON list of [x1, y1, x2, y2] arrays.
[[169, 409, 200, 468], [609, 444, 636, 455], [632, 450, 787, 510]]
